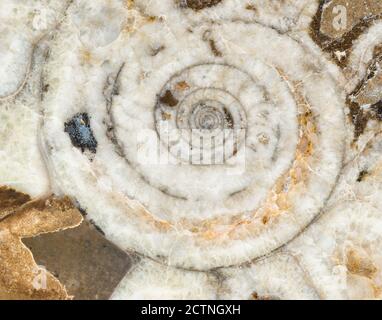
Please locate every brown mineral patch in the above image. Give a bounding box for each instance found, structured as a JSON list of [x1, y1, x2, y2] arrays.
[[262, 216, 269, 225], [251, 292, 280, 300], [374, 44, 382, 57], [347, 98, 369, 139], [0, 186, 30, 220], [346, 248, 377, 278], [159, 90, 179, 107], [124, 0, 135, 10], [245, 4, 257, 13], [175, 81, 190, 91], [209, 39, 222, 57], [161, 112, 172, 120], [24, 220, 133, 300], [177, 0, 222, 11]]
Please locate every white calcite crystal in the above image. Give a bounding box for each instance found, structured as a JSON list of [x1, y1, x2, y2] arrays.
[[1, 0, 382, 300]]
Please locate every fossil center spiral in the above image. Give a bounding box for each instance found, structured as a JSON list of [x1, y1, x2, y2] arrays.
[[155, 65, 249, 165]]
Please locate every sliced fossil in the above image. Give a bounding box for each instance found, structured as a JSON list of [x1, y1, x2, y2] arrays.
[[41, 0, 345, 270], [1, 0, 382, 300]]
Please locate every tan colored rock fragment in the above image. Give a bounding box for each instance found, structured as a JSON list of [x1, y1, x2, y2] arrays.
[[0, 186, 30, 220], [0, 188, 83, 300]]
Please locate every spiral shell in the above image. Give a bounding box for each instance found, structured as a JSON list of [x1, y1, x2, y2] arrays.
[[39, 0, 348, 270]]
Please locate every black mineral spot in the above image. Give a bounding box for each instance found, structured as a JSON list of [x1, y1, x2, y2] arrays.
[[223, 107, 234, 129], [357, 170, 368, 182], [64, 113, 98, 154]]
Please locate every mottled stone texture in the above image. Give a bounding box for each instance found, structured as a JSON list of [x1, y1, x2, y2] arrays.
[[1, 0, 382, 300]]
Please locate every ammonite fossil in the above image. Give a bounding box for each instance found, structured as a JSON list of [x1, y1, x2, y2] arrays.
[[41, 0, 345, 270], [2, 0, 382, 300]]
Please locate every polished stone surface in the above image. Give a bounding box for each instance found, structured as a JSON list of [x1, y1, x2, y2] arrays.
[[1, 0, 382, 300]]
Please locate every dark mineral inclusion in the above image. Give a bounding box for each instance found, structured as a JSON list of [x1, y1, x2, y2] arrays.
[[64, 113, 98, 153]]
